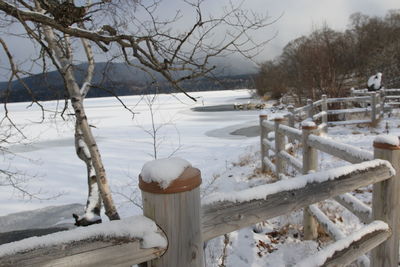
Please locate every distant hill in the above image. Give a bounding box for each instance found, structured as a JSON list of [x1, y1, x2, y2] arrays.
[[0, 62, 255, 103]]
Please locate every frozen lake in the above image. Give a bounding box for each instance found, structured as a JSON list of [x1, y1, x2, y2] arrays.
[[0, 89, 264, 220]]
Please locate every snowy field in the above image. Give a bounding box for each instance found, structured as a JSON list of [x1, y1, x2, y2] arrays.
[[0, 89, 263, 218], [2, 89, 400, 266]]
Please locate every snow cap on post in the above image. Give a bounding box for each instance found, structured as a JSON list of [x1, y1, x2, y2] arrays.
[[272, 115, 285, 122], [139, 157, 201, 194], [301, 120, 317, 130], [259, 110, 268, 118], [373, 135, 400, 150]]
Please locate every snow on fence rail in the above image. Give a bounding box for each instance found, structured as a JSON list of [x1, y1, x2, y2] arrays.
[[0, 216, 167, 267], [351, 88, 400, 108], [286, 92, 385, 131], [259, 107, 400, 266]]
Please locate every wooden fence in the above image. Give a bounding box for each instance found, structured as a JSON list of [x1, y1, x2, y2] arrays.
[[1, 97, 400, 267], [259, 107, 400, 266], [286, 93, 384, 131], [351, 88, 400, 109]]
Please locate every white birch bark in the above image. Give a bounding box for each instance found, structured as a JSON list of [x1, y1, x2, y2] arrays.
[[36, 2, 120, 221]]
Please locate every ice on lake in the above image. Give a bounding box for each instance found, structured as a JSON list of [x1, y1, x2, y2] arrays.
[[0, 89, 264, 219]]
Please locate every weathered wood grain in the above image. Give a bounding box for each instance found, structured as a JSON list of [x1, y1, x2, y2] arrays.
[[334, 193, 371, 224], [313, 226, 390, 267], [371, 93, 377, 124], [307, 134, 373, 163], [306, 99, 313, 119], [278, 124, 302, 141], [371, 143, 400, 267], [0, 236, 165, 267], [302, 126, 319, 240], [327, 119, 372, 127], [275, 119, 286, 177], [308, 204, 370, 266], [142, 188, 203, 267], [278, 151, 302, 172], [201, 163, 392, 241], [260, 115, 268, 172], [327, 96, 370, 103], [321, 95, 328, 133]]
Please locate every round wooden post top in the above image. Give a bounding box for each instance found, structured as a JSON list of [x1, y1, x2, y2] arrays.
[[139, 166, 202, 194], [273, 117, 285, 122], [373, 135, 400, 150], [301, 121, 317, 130], [259, 113, 268, 118]]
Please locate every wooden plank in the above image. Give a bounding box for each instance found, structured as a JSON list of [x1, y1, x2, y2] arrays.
[[263, 138, 275, 151], [334, 193, 371, 224], [299, 223, 390, 267], [279, 151, 302, 172], [201, 162, 392, 241], [306, 99, 313, 119], [260, 115, 268, 172], [321, 95, 328, 133], [327, 119, 371, 126], [263, 157, 276, 173], [327, 107, 370, 115], [308, 204, 345, 239], [142, 173, 204, 267], [261, 120, 274, 131], [307, 135, 373, 163], [302, 125, 319, 240], [327, 96, 370, 103], [278, 124, 302, 141], [294, 105, 311, 113], [308, 205, 370, 266], [316, 123, 327, 134], [383, 89, 400, 92], [384, 95, 400, 99], [371, 93, 377, 124], [275, 119, 286, 177], [0, 237, 166, 267], [371, 142, 400, 267], [312, 111, 325, 120], [313, 99, 323, 106]]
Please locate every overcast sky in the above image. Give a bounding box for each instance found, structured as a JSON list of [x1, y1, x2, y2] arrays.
[[250, 0, 399, 61], [0, 0, 399, 79]]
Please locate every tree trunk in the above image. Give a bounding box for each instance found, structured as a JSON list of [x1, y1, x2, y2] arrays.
[[73, 123, 102, 225], [38, 7, 120, 220]]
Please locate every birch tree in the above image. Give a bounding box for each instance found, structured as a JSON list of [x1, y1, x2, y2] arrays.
[[0, 0, 270, 225]]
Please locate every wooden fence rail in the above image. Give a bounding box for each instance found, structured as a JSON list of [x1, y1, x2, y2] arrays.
[[287, 93, 384, 130], [351, 88, 400, 108], [257, 91, 400, 266]]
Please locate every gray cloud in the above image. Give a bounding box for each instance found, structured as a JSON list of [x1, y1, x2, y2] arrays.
[[0, 0, 398, 79]]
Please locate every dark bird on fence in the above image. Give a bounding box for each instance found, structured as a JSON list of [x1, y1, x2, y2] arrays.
[[367, 72, 383, 91]]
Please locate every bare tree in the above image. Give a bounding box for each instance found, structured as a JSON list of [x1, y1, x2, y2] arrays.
[[255, 10, 400, 101], [0, 0, 271, 224]]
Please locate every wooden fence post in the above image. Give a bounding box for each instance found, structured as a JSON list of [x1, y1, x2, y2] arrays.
[[288, 105, 295, 143], [371, 92, 377, 124], [371, 137, 400, 267], [274, 117, 286, 178], [139, 163, 204, 267], [350, 88, 355, 98], [302, 122, 319, 240], [260, 114, 268, 173], [321, 94, 328, 133], [307, 99, 313, 119]]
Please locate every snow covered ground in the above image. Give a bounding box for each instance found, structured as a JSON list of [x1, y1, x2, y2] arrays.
[[0, 89, 264, 218], [1, 89, 400, 266]]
